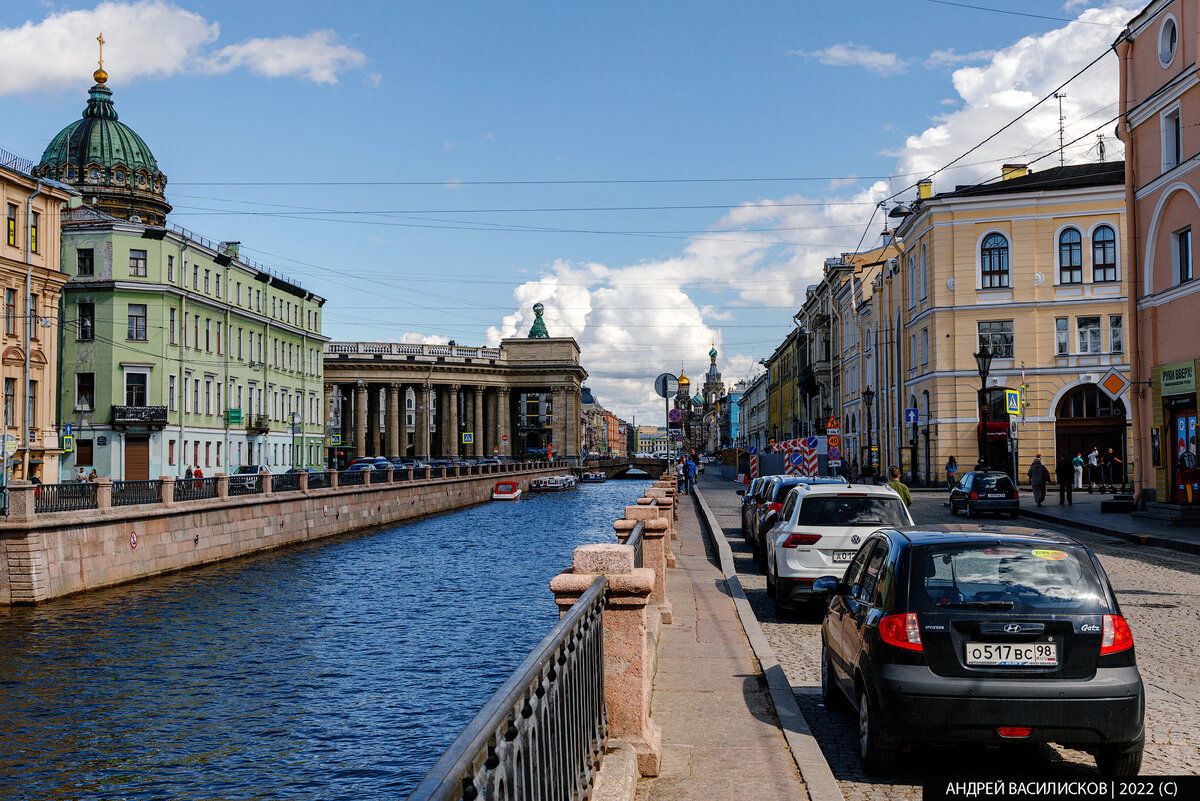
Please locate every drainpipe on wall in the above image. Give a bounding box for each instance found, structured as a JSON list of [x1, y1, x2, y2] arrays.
[[179, 241, 189, 477], [1115, 35, 1143, 504], [23, 180, 44, 482]]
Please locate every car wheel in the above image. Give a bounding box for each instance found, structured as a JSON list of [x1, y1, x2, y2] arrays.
[[948, 498, 958, 516], [858, 690, 899, 775], [821, 646, 843, 710], [966, 501, 978, 519], [1096, 737, 1144, 777], [765, 567, 776, 599]]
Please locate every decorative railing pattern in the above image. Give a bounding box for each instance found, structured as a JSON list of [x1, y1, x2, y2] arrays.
[[111, 406, 169, 427], [326, 342, 503, 360], [174, 477, 218, 502], [33, 483, 99, 513], [338, 470, 367, 486], [229, 475, 262, 496], [272, 473, 301, 493], [407, 577, 608, 801], [112, 480, 163, 506]]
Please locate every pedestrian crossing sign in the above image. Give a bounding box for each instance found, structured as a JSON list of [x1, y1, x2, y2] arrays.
[[462, 432, 474, 444], [1005, 389, 1021, 415]]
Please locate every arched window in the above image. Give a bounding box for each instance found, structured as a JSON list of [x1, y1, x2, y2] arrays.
[[1059, 229, 1082, 284], [1093, 225, 1117, 282], [1056, 385, 1126, 419], [981, 233, 1010, 288]]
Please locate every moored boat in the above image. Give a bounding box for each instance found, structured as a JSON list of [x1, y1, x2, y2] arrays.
[[530, 474, 579, 492], [491, 481, 522, 501], [580, 471, 607, 483]]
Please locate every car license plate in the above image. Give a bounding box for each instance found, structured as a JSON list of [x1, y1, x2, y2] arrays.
[[965, 642, 1057, 667], [987, 493, 1006, 498], [833, 551, 856, 563]]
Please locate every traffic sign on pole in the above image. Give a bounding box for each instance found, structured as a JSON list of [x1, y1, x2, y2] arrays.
[[904, 408, 918, 424]]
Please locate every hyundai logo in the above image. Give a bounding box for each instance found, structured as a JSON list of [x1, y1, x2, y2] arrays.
[[850, 534, 861, 545], [1004, 624, 1023, 633]]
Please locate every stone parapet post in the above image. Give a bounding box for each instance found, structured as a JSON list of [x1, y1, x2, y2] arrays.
[[550, 543, 661, 777], [7, 480, 35, 522], [298, 471, 309, 492], [385, 466, 394, 483], [216, 473, 229, 499], [405, 468, 414, 482], [329, 470, 339, 489], [619, 506, 671, 622], [96, 478, 113, 510], [161, 476, 176, 506], [262, 473, 274, 495]]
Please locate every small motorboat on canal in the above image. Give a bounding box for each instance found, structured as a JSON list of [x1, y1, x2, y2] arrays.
[[529, 474, 578, 492], [580, 471, 607, 483], [491, 481, 522, 501]]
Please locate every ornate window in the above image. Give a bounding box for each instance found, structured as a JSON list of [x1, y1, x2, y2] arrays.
[[980, 233, 1010, 288], [1058, 229, 1082, 284], [1092, 225, 1117, 282]]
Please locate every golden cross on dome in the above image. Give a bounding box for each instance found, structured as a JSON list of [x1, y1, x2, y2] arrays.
[[97, 33, 104, 68]]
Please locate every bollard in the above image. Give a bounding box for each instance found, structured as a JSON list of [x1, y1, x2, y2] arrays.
[[161, 475, 176, 506], [550, 543, 661, 777]]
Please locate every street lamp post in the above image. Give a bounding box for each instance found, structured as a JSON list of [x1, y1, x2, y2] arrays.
[[862, 386, 875, 481], [974, 345, 995, 469]]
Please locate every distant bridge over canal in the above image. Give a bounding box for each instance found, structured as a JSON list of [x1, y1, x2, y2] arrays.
[[575, 457, 670, 479]]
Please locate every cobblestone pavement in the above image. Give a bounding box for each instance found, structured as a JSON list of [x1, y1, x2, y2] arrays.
[[697, 477, 1200, 800]]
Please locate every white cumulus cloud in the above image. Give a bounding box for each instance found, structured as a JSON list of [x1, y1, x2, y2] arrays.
[[0, 0, 366, 96]]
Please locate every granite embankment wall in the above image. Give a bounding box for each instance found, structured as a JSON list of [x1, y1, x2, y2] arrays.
[[0, 464, 565, 605]]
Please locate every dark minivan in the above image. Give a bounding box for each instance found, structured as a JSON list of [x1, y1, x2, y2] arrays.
[[817, 526, 1143, 776]]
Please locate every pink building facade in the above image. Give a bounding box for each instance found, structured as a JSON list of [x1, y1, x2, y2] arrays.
[[1118, 0, 1200, 514]]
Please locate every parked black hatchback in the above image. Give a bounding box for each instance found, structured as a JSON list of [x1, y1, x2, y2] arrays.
[[949, 470, 1019, 518], [815, 525, 1143, 776]]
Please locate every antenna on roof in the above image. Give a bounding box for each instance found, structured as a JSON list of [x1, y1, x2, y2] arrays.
[[1054, 92, 1067, 167]]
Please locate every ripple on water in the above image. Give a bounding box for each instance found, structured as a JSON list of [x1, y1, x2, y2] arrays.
[[0, 479, 650, 800]]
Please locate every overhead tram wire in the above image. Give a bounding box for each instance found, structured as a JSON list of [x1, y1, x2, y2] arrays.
[[923, 0, 1125, 28]]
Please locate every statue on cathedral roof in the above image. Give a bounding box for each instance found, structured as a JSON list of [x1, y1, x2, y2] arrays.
[[528, 302, 549, 338]]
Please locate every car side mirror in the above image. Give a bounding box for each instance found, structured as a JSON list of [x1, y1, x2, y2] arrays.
[[812, 576, 841, 594], [761, 510, 779, 530]]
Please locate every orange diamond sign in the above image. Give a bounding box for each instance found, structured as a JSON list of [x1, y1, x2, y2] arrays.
[[1098, 369, 1129, 401]]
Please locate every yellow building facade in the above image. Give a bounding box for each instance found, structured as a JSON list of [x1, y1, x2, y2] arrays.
[[884, 163, 1130, 486], [1, 154, 75, 482]]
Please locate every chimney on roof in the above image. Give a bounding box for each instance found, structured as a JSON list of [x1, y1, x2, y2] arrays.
[[1002, 163, 1028, 181], [917, 179, 932, 199], [880, 229, 894, 249]]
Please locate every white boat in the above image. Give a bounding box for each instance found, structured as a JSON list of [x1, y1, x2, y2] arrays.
[[491, 481, 522, 501], [530, 474, 578, 492], [580, 471, 607, 483]]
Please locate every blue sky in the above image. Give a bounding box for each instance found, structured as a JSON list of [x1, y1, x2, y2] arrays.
[[1, 1, 1137, 423]]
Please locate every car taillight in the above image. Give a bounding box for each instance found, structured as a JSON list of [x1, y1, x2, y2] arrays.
[[1012, 490, 1019, 499], [768, 502, 783, 513], [969, 491, 978, 500], [878, 613, 923, 651], [997, 727, 1032, 738], [1100, 614, 1133, 654], [782, 533, 821, 548]]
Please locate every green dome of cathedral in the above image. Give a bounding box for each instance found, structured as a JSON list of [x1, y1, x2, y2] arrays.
[[33, 69, 171, 226]]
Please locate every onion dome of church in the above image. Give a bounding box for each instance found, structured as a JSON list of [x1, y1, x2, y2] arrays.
[[692, 392, 704, 407], [709, 345, 718, 360], [32, 62, 171, 226], [677, 369, 690, 388]]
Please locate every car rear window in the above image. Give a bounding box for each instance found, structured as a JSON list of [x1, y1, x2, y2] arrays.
[[974, 474, 1015, 492], [906, 543, 1109, 614], [771, 480, 805, 503], [797, 495, 909, 527]]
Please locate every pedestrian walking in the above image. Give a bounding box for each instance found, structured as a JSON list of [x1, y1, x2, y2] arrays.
[[1027, 454, 1050, 507], [945, 455, 958, 491], [682, 456, 697, 496], [1072, 452, 1085, 489], [1105, 448, 1122, 493], [1056, 453, 1074, 506], [886, 466, 912, 507], [1087, 447, 1100, 493], [185, 465, 194, 481]]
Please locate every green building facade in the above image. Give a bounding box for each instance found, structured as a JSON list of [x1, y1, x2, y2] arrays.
[[58, 214, 327, 480]]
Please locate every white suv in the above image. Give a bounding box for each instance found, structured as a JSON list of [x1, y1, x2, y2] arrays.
[[763, 483, 913, 616]]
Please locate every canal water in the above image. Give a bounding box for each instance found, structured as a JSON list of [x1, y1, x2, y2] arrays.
[[0, 478, 653, 800]]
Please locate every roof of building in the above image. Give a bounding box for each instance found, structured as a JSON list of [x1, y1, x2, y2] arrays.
[[940, 161, 1124, 200]]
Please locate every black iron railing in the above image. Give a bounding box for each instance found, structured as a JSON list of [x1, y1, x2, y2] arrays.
[[174, 477, 218, 502], [229, 475, 262, 496], [307, 471, 329, 489], [624, 520, 645, 569], [273, 473, 301, 493], [407, 577, 608, 801], [112, 480, 163, 506], [34, 482, 99, 513], [369, 469, 389, 484], [338, 469, 367, 486]]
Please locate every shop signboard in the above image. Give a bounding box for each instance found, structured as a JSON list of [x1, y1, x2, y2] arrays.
[[1162, 361, 1196, 396]]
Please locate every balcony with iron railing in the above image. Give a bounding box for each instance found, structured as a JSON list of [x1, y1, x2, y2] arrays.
[[111, 406, 168, 428], [247, 414, 271, 434], [326, 342, 504, 360]]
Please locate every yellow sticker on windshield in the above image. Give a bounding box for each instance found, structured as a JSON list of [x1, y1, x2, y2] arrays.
[[1032, 549, 1068, 560]]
